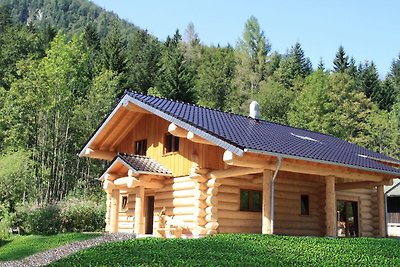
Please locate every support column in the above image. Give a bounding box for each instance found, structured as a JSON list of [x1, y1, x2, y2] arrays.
[[109, 189, 120, 233], [134, 186, 145, 235], [325, 176, 336, 237], [105, 192, 111, 232], [377, 185, 386, 237], [262, 170, 272, 234]]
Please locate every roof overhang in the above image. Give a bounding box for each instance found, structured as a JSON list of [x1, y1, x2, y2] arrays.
[[244, 148, 400, 178], [100, 155, 172, 180], [79, 93, 244, 158]]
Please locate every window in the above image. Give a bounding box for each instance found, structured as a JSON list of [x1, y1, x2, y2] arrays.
[[164, 133, 179, 153], [135, 139, 147, 156], [300, 194, 309, 215], [121, 196, 128, 210], [240, 189, 262, 212]]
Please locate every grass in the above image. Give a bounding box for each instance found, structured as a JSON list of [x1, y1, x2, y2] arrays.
[[0, 232, 100, 261], [49, 234, 400, 267]]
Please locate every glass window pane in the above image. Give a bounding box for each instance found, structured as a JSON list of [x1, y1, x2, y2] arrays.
[[301, 195, 309, 215], [252, 191, 262, 211], [174, 136, 180, 152], [240, 190, 249, 211], [166, 134, 173, 153]]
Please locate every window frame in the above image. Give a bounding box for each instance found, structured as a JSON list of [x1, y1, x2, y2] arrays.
[[164, 133, 180, 154], [135, 139, 147, 156], [300, 194, 310, 216], [121, 195, 128, 211], [240, 189, 262, 212]]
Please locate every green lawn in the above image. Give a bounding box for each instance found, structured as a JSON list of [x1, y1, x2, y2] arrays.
[[49, 234, 400, 267], [0, 233, 100, 261]]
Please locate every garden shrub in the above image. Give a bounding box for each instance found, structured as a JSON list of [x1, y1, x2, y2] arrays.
[[0, 203, 11, 239], [60, 198, 105, 232], [11, 198, 105, 235]]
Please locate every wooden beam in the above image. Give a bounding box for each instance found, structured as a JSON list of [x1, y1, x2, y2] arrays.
[[223, 151, 385, 182], [134, 186, 145, 234], [206, 167, 263, 179], [335, 180, 393, 191], [109, 189, 120, 233], [104, 173, 119, 181], [168, 123, 188, 138], [187, 131, 214, 145], [325, 176, 336, 237], [84, 148, 116, 161], [113, 177, 140, 188], [377, 185, 386, 237], [108, 113, 144, 150], [122, 100, 150, 113], [262, 170, 272, 234]]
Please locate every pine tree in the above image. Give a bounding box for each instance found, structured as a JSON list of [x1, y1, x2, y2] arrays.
[[126, 29, 161, 92], [333, 45, 349, 73], [358, 61, 380, 100], [84, 23, 100, 51], [100, 23, 127, 75], [275, 42, 312, 89], [152, 30, 195, 103]]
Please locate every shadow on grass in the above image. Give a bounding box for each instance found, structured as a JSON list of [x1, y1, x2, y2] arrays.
[[0, 239, 11, 248]]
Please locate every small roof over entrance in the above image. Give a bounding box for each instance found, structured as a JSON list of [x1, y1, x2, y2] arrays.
[[100, 154, 172, 180]]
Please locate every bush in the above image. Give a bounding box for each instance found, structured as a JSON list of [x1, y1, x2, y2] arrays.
[[60, 198, 105, 232], [0, 203, 12, 239], [12, 198, 105, 235]]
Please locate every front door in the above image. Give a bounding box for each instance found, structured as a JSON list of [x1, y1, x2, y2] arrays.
[[145, 196, 155, 234], [337, 200, 359, 237]]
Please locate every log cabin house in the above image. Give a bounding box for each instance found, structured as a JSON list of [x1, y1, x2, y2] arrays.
[[79, 91, 400, 237]]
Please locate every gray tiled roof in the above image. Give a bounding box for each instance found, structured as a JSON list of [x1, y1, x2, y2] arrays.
[[117, 154, 172, 176], [123, 91, 400, 176]]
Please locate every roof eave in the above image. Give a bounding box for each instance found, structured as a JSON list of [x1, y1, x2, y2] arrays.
[[244, 148, 400, 178], [78, 95, 129, 158]]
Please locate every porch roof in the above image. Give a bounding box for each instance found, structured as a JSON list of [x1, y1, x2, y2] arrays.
[[101, 154, 172, 179]]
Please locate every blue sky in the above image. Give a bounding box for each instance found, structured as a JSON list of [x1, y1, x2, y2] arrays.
[[91, 0, 400, 76]]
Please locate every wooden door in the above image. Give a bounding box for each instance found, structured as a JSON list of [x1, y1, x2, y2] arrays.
[[145, 196, 155, 234], [337, 200, 359, 237]]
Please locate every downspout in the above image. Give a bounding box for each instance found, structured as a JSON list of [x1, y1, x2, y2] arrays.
[[271, 156, 283, 234], [384, 193, 388, 237]]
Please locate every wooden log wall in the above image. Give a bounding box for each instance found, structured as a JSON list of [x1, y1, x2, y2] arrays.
[[218, 175, 262, 233], [117, 193, 136, 233], [153, 176, 198, 232], [273, 172, 324, 236]]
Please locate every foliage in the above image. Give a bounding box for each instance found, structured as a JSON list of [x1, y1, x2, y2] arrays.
[[0, 233, 100, 261], [60, 198, 106, 233], [234, 16, 270, 112], [256, 80, 295, 124], [12, 198, 105, 235], [49, 234, 400, 267], [0, 1, 399, 234], [275, 42, 312, 89], [153, 30, 196, 102], [0, 150, 34, 211], [195, 46, 236, 110]]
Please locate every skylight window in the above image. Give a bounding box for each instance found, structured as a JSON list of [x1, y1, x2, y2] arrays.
[[290, 132, 319, 143]]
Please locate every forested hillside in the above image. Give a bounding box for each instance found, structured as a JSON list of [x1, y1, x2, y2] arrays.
[[0, 0, 398, 226]]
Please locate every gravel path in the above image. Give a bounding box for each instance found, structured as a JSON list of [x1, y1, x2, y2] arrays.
[[1, 233, 135, 267]]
